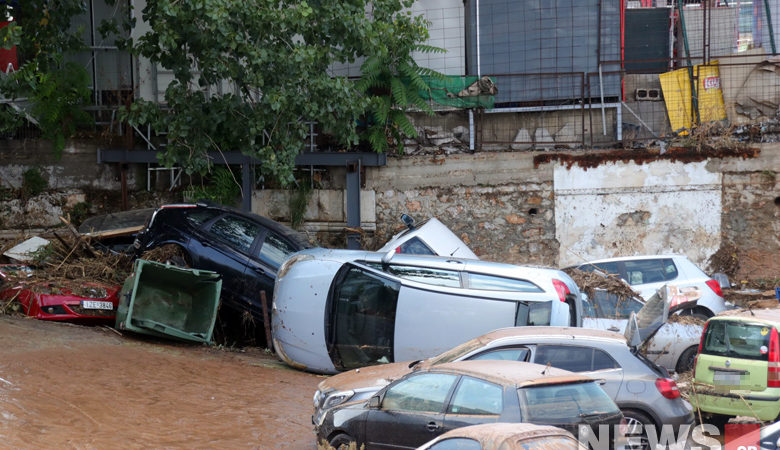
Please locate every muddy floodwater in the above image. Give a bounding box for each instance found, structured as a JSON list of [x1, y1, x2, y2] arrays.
[[0, 316, 319, 448]]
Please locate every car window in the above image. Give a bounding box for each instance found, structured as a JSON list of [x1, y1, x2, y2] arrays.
[[381, 264, 461, 288], [184, 208, 221, 227], [701, 320, 771, 362], [329, 267, 399, 369], [579, 261, 620, 276], [518, 381, 619, 422], [382, 373, 458, 413], [469, 346, 530, 362], [515, 436, 581, 449], [208, 216, 261, 253], [257, 232, 298, 270], [535, 345, 617, 372], [397, 237, 436, 255], [466, 273, 543, 292], [584, 290, 643, 319], [624, 259, 674, 285], [515, 302, 552, 326], [427, 438, 481, 450], [448, 376, 503, 415]]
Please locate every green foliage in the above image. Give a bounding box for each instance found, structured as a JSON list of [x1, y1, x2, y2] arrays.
[[122, 0, 435, 185], [21, 167, 47, 200], [289, 181, 312, 230], [184, 167, 241, 206], [67, 201, 93, 226], [0, 0, 93, 154]]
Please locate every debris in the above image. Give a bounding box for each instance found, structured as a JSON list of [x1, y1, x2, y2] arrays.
[[707, 243, 740, 279], [667, 314, 706, 326], [563, 268, 640, 302], [3, 237, 50, 263]]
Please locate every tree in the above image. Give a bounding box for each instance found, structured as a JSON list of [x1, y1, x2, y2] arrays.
[[0, 0, 93, 155], [123, 0, 435, 185]]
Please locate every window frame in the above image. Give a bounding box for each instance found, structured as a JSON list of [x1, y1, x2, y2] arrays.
[[446, 375, 504, 416], [533, 344, 620, 372]]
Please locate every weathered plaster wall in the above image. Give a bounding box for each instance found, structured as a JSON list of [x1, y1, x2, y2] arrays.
[[554, 160, 723, 268]]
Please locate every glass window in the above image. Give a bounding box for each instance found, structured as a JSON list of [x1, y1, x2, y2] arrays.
[[184, 209, 221, 227], [519, 382, 619, 422], [382, 373, 457, 413], [257, 232, 298, 270], [428, 438, 481, 450], [209, 216, 261, 253], [515, 302, 552, 326], [398, 237, 435, 255], [702, 320, 772, 362], [448, 377, 503, 415], [535, 345, 595, 372], [624, 259, 673, 285], [515, 436, 580, 449], [467, 273, 543, 292], [330, 267, 400, 369], [384, 265, 461, 288], [592, 349, 619, 371], [469, 347, 530, 362], [578, 262, 619, 276], [584, 290, 643, 320]]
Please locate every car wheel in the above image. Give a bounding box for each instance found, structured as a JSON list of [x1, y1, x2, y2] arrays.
[[622, 409, 654, 450], [703, 413, 731, 430], [679, 308, 710, 321], [328, 433, 355, 450], [676, 345, 699, 374]]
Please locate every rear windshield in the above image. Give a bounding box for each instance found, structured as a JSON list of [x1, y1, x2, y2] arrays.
[[519, 381, 619, 423], [583, 290, 643, 320], [702, 320, 772, 362]]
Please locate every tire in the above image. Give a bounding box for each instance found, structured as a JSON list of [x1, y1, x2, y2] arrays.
[[676, 345, 699, 374], [622, 409, 654, 450], [328, 433, 355, 450], [679, 308, 711, 321], [703, 413, 731, 430]]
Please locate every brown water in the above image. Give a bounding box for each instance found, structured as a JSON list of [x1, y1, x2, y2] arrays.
[[0, 316, 319, 448]]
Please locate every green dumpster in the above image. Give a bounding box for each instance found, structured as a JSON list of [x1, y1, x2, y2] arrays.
[[115, 259, 222, 343]]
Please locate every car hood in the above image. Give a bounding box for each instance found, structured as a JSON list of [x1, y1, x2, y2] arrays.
[[317, 361, 415, 394]]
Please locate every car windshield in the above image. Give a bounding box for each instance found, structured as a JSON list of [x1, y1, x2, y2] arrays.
[[583, 290, 643, 320], [327, 266, 400, 370], [518, 381, 619, 423], [701, 320, 772, 361]]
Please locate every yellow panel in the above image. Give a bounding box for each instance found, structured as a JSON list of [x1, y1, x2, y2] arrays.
[[659, 61, 727, 135]]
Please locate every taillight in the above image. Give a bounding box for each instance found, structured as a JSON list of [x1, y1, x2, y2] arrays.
[[768, 328, 780, 388], [655, 378, 681, 399], [552, 279, 570, 303], [395, 246, 401, 253], [693, 321, 708, 378], [705, 279, 723, 297]]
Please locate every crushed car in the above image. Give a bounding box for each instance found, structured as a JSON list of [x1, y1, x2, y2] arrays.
[[0, 265, 119, 322], [375, 215, 477, 259], [315, 360, 625, 449], [418, 423, 587, 450], [272, 248, 581, 373]]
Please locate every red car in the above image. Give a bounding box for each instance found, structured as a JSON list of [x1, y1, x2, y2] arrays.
[[0, 265, 119, 322]]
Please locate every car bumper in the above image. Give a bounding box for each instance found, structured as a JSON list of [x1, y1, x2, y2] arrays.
[[694, 390, 780, 422]]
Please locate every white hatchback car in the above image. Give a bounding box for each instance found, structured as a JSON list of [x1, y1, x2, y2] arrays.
[[569, 255, 726, 318], [272, 248, 581, 374]]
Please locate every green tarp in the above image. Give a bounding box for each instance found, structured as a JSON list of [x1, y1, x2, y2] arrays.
[[421, 75, 497, 109]]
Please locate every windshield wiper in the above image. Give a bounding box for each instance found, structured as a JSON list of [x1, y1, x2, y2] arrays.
[[579, 411, 612, 419], [408, 360, 423, 369]]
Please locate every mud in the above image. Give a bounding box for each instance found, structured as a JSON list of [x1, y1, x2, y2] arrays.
[[533, 146, 760, 170], [0, 316, 319, 448]]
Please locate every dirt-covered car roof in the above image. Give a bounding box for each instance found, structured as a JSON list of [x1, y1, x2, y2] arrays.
[[428, 360, 592, 387], [714, 308, 780, 323], [427, 422, 581, 449], [476, 326, 626, 342]]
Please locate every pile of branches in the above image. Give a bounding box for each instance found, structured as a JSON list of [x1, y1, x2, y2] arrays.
[[563, 268, 640, 301], [40, 233, 133, 285]]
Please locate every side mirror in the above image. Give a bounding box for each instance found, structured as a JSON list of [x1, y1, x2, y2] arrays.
[[368, 395, 381, 409], [381, 249, 395, 264], [401, 214, 415, 230]]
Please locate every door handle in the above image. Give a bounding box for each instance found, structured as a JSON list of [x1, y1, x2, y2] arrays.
[[426, 421, 440, 432], [608, 326, 620, 332]]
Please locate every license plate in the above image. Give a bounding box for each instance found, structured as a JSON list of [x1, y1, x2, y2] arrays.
[[713, 371, 742, 386], [81, 300, 114, 310]]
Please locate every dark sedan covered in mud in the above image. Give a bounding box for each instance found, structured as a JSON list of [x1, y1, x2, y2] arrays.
[[316, 360, 624, 450]]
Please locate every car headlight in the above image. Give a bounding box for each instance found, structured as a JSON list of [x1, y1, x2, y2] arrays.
[[313, 390, 321, 409], [322, 390, 355, 410]]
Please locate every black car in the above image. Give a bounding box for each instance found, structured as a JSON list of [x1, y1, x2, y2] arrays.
[[133, 202, 311, 336], [315, 360, 625, 450]]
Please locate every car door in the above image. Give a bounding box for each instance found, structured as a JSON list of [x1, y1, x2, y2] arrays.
[[532, 345, 624, 398], [243, 229, 302, 318], [365, 373, 459, 449], [194, 214, 262, 313], [441, 376, 504, 433]]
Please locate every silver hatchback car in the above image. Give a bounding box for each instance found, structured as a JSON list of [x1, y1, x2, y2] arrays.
[[314, 327, 694, 449]]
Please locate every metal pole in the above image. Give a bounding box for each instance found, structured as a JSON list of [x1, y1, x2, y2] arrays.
[[476, 0, 481, 77], [345, 160, 361, 250], [598, 64, 607, 136], [676, 0, 700, 126], [766, 0, 777, 54], [241, 158, 252, 212], [468, 109, 475, 151]]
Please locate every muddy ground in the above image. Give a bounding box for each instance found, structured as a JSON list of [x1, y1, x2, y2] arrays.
[[0, 316, 319, 448]]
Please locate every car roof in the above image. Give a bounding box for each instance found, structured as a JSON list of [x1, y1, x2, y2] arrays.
[[435, 422, 577, 445], [572, 255, 684, 266], [477, 326, 626, 343], [713, 308, 780, 324], [428, 360, 591, 387]]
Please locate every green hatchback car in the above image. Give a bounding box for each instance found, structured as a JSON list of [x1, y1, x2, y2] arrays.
[[693, 309, 780, 424]]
